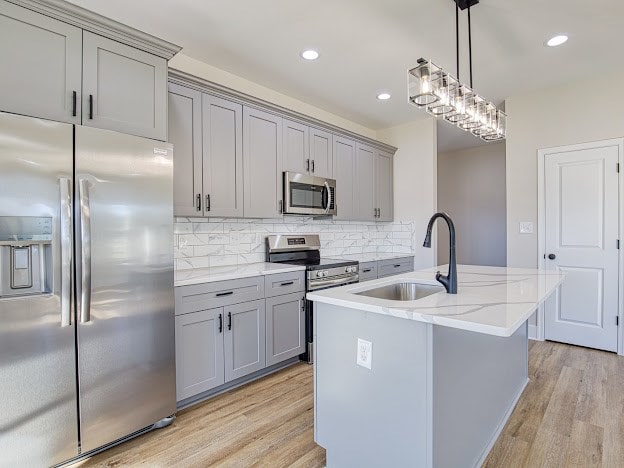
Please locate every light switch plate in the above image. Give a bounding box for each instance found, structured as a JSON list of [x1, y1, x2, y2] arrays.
[[356, 338, 372, 370], [519, 222, 534, 234]]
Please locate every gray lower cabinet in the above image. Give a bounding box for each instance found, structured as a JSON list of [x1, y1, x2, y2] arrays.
[[243, 107, 283, 218], [266, 292, 306, 366], [82, 32, 167, 141], [355, 143, 376, 221], [0, 1, 82, 124], [332, 136, 356, 220], [168, 83, 203, 216], [377, 257, 415, 278], [375, 150, 394, 221], [175, 308, 225, 401], [359, 261, 378, 282], [224, 300, 266, 382]]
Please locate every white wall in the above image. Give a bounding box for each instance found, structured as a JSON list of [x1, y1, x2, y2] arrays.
[[506, 70, 624, 327], [506, 70, 624, 269], [377, 118, 438, 269], [437, 142, 507, 267], [170, 54, 377, 139]]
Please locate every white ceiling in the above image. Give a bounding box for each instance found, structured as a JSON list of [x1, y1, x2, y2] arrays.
[[68, 0, 624, 149]]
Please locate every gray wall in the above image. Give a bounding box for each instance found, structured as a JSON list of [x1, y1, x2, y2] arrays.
[[437, 142, 506, 267]]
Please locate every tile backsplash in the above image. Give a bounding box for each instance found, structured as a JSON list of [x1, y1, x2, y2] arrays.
[[174, 217, 416, 271]]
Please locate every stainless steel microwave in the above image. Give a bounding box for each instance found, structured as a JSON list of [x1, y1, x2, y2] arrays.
[[283, 172, 336, 216]]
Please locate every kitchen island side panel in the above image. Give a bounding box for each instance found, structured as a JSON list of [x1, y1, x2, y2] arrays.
[[314, 303, 431, 467], [432, 322, 528, 468]]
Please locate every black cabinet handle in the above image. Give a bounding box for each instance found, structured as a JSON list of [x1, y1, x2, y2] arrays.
[[280, 281, 294, 286], [218, 313, 223, 333], [72, 91, 77, 117], [311, 160, 315, 173], [394, 264, 401, 268], [196, 193, 201, 211], [88, 94, 93, 120], [306, 159, 310, 172], [548, 254, 556, 260], [228, 312, 232, 330], [216, 291, 234, 297], [206, 194, 211, 212], [363, 268, 372, 273]]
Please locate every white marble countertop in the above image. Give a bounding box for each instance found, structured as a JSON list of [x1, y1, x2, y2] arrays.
[[175, 262, 306, 287], [333, 253, 415, 263], [307, 264, 565, 337]]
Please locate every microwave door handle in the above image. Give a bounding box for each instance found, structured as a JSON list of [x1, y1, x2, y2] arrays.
[[323, 181, 332, 214]]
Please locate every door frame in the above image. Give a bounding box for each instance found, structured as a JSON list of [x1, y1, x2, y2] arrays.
[[536, 138, 624, 355]]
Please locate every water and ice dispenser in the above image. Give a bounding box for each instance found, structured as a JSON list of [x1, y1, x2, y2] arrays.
[[0, 217, 53, 297]]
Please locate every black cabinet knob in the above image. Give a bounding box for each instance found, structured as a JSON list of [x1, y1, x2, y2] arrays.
[[548, 254, 556, 260]]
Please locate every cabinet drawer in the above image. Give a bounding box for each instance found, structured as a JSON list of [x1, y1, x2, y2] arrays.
[[264, 271, 305, 297], [358, 261, 378, 282], [175, 276, 264, 314], [377, 257, 414, 278]]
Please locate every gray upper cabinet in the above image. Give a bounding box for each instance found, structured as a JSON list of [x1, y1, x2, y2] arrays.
[[375, 150, 394, 221], [82, 32, 167, 141], [266, 292, 306, 366], [355, 143, 376, 221], [332, 136, 356, 220], [224, 299, 266, 382], [175, 308, 225, 401], [310, 127, 333, 178], [202, 95, 243, 217], [168, 83, 203, 216], [283, 119, 309, 175], [0, 1, 82, 124], [243, 107, 283, 218]]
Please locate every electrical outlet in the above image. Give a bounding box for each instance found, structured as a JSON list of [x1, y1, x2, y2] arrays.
[[519, 222, 534, 234], [356, 338, 373, 370]]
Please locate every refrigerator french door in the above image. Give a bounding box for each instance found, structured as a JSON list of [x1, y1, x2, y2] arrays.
[[0, 112, 175, 466]]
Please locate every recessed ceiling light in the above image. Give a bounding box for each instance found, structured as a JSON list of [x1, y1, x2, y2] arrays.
[[546, 35, 568, 47], [377, 92, 391, 101], [301, 49, 319, 60]]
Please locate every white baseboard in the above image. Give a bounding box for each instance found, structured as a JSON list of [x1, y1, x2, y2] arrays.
[[475, 378, 529, 467], [528, 324, 542, 341]]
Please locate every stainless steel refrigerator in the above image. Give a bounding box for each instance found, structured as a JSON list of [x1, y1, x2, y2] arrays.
[[0, 111, 176, 466]]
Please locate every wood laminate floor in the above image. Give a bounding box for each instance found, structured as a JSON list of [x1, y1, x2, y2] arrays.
[[79, 340, 623, 467]]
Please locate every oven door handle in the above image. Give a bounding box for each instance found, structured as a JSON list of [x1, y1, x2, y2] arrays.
[[309, 274, 358, 290]]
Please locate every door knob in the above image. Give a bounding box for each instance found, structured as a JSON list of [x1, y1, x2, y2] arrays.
[[548, 254, 556, 260]]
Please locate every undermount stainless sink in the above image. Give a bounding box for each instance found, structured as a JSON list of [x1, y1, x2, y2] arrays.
[[355, 282, 445, 301]]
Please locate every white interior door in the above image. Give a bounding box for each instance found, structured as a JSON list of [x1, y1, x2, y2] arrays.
[[543, 143, 620, 352]]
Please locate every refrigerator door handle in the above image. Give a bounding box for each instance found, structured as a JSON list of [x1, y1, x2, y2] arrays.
[[59, 177, 72, 327], [78, 178, 92, 324]]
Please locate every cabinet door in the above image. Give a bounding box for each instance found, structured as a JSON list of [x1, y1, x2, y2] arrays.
[[168, 83, 203, 216], [82, 32, 167, 141], [203, 95, 243, 217], [224, 300, 266, 382], [266, 293, 305, 366], [310, 128, 333, 178], [283, 119, 309, 175], [375, 151, 394, 221], [0, 1, 82, 124], [243, 107, 283, 218], [332, 136, 356, 220], [175, 308, 225, 401], [355, 143, 376, 221]]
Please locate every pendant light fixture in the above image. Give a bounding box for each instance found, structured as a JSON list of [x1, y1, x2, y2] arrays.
[[407, 0, 506, 141]]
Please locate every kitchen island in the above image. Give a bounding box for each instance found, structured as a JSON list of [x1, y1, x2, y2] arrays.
[[307, 265, 564, 468]]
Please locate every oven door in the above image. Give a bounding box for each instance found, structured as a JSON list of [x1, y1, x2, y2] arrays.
[[283, 172, 336, 216]]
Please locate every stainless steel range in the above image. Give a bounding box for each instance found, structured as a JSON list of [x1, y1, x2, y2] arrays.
[[266, 235, 359, 363]]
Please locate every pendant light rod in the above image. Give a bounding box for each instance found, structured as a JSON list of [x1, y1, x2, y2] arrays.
[[467, 2, 473, 87], [455, 2, 460, 80]]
